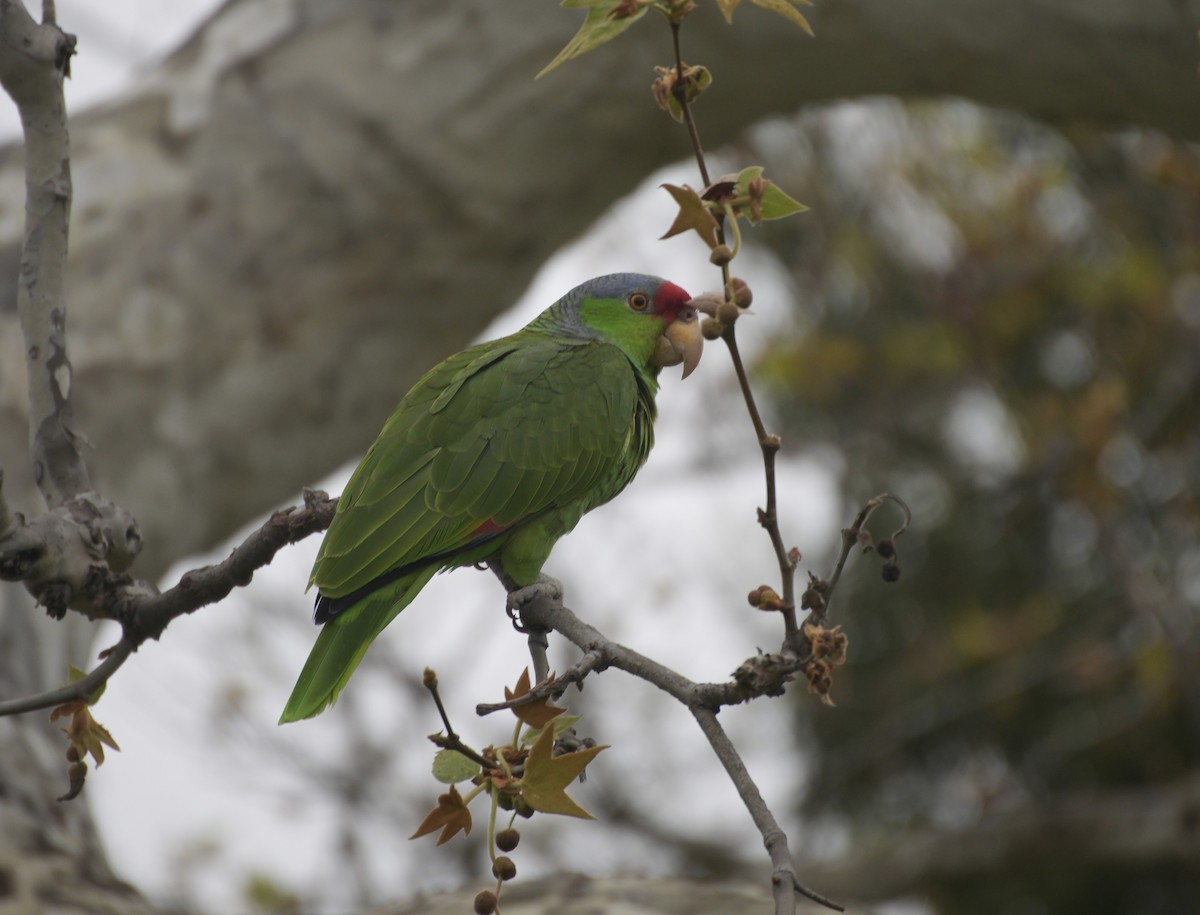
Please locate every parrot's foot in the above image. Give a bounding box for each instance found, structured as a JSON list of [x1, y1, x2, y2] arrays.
[[507, 575, 561, 684], [505, 574, 563, 633]]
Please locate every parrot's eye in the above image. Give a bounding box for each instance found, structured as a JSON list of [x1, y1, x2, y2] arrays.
[[628, 292, 650, 312]]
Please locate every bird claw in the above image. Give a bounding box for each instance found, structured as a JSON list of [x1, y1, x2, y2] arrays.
[[505, 574, 563, 633]]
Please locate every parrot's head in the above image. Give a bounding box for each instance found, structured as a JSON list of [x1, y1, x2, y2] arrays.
[[569, 273, 704, 379]]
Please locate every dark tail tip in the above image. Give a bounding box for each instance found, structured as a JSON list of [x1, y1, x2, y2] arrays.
[[313, 593, 340, 625]]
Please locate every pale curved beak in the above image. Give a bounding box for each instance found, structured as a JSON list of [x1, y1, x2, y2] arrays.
[[651, 306, 703, 379]]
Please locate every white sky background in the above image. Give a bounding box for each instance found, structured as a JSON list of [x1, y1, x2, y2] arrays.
[[5, 3, 849, 910]]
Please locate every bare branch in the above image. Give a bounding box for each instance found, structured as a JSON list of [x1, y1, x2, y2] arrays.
[[0, 489, 337, 718], [498, 591, 841, 912], [0, 0, 84, 506], [0, 639, 131, 716]]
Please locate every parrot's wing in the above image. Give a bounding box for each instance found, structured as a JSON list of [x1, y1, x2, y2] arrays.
[[311, 334, 647, 599]]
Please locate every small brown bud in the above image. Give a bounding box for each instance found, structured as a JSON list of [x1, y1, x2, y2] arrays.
[[422, 667, 438, 689], [701, 317, 726, 340], [66, 744, 80, 763], [715, 300, 741, 326], [728, 276, 753, 308], [882, 560, 901, 583], [876, 538, 896, 560], [474, 890, 499, 914], [493, 856, 517, 881], [496, 828, 521, 852], [709, 244, 733, 266]]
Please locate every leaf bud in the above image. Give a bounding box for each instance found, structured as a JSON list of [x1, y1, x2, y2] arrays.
[[709, 244, 733, 266], [881, 560, 901, 583], [716, 300, 741, 326], [876, 538, 896, 560], [492, 856, 517, 881], [496, 828, 521, 852], [701, 317, 725, 340], [474, 890, 499, 914], [422, 668, 438, 689], [727, 276, 753, 308]]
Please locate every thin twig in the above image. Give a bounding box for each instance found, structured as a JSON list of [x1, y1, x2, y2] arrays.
[[0, 489, 338, 718], [819, 492, 910, 622], [476, 649, 608, 716], [0, 638, 132, 716], [692, 706, 844, 913], [668, 20, 799, 640]]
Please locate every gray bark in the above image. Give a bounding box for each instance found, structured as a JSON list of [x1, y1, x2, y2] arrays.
[[0, 0, 1196, 910]]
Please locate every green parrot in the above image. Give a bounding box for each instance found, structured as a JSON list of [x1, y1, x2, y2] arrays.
[[280, 273, 703, 722]]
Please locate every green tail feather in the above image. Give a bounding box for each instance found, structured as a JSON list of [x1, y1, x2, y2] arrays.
[[279, 566, 438, 723]]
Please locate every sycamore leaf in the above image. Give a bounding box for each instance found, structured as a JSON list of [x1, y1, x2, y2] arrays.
[[410, 785, 473, 845], [66, 662, 107, 704], [52, 700, 120, 768], [519, 714, 583, 749], [517, 725, 607, 819], [538, 0, 651, 78], [504, 668, 567, 729], [734, 166, 808, 222], [660, 183, 720, 249], [749, 0, 814, 35], [432, 749, 482, 785]]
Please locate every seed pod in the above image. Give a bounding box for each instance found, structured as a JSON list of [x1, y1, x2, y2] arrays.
[[709, 245, 733, 266], [716, 300, 741, 326], [496, 828, 521, 852], [493, 856, 517, 881]]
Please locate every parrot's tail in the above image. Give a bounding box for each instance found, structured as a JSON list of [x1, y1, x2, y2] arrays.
[[278, 566, 438, 723]]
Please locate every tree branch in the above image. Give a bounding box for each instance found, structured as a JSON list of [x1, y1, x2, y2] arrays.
[[0, 488, 337, 716], [0, 0, 84, 506], [490, 588, 840, 912]]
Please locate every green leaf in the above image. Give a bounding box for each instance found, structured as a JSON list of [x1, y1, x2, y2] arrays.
[[538, 0, 651, 78], [749, 0, 814, 35], [517, 726, 607, 819], [67, 663, 106, 705], [734, 166, 808, 222], [519, 714, 583, 749], [432, 749, 481, 784]]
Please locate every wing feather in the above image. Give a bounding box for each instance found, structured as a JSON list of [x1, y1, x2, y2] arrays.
[[312, 334, 645, 600]]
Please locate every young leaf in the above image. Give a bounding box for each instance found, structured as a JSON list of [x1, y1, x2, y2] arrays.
[[749, 0, 814, 35], [519, 713, 583, 749], [660, 183, 720, 249], [504, 668, 568, 729], [67, 662, 106, 704], [734, 166, 807, 222], [410, 785, 473, 845], [432, 749, 482, 785], [538, 0, 651, 78], [517, 725, 607, 819]]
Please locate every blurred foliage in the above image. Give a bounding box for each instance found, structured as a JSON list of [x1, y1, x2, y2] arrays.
[[750, 100, 1200, 913]]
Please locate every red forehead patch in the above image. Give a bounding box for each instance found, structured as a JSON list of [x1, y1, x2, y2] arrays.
[[653, 281, 692, 317]]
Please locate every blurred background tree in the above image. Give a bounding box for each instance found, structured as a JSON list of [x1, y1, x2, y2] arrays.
[[746, 102, 1200, 913]]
